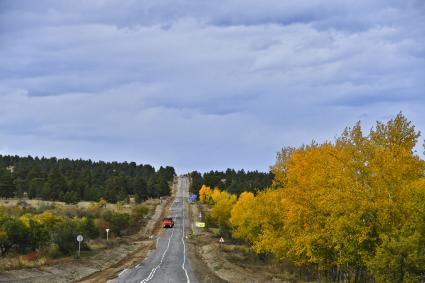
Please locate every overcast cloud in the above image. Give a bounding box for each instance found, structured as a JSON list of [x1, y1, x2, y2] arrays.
[[0, 0, 424, 172]]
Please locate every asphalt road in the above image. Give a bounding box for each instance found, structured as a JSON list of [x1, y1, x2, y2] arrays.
[[108, 176, 197, 283]]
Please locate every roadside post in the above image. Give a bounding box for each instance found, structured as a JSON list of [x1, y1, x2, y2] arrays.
[[77, 235, 83, 258], [106, 228, 110, 241], [219, 237, 224, 251]]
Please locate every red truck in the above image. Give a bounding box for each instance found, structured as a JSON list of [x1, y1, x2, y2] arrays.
[[163, 217, 174, 228]]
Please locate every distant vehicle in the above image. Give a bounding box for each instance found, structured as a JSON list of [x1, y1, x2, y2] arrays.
[[163, 217, 174, 228]]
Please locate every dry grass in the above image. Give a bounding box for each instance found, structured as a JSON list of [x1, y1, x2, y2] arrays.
[[0, 254, 48, 272], [0, 197, 158, 213]]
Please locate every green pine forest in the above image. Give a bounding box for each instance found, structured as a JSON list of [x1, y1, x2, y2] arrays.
[[0, 155, 176, 203], [189, 169, 273, 196]]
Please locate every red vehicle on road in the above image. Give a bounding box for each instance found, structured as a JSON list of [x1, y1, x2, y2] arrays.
[[163, 217, 174, 228]]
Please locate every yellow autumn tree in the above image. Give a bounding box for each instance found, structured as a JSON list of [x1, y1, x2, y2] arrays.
[[231, 189, 288, 258], [265, 143, 354, 268], [233, 113, 425, 281], [210, 187, 222, 203], [271, 147, 294, 188], [363, 114, 425, 282], [368, 178, 425, 283], [230, 191, 255, 241], [20, 210, 64, 229], [210, 189, 237, 236], [199, 185, 213, 204]]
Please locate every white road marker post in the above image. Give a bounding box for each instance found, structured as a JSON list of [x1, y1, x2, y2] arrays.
[[219, 237, 224, 250], [106, 228, 110, 241], [77, 234, 83, 258]]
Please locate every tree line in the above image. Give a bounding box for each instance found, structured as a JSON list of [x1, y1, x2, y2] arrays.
[[199, 113, 425, 283], [0, 156, 175, 203], [189, 169, 273, 196]]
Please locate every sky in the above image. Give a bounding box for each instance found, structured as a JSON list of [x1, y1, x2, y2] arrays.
[[0, 0, 424, 173]]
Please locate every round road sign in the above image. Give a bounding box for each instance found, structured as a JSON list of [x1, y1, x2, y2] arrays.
[[77, 235, 84, 242]]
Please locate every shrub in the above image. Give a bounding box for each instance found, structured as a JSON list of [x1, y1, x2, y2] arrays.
[[131, 205, 149, 224], [53, 220, 88, 255], [3, 218, 29, 253], [102, 211, 130, 236], [42, 243, 62, 258]]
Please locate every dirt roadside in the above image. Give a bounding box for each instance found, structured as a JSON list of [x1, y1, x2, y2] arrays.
[[187, 202, 311, 283], [185, 199, 226, 283], [0, 186, 176, 283]]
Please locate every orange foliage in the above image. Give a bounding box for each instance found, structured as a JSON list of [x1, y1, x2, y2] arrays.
[[199, 185, 213, 204], [228, 113, 425, 281]]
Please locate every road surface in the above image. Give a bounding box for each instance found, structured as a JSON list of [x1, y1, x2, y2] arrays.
[[108, 176, 197, 283]]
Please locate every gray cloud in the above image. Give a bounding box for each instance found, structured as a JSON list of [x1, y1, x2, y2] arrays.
[[0, 0, 424, 172]]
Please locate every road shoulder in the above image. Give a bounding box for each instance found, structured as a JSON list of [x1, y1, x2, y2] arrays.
[[187, 201, 308, 283], [186, 201, 227, 283]]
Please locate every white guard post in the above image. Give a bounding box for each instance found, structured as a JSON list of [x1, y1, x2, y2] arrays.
[[77, 235, 84, 257]]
